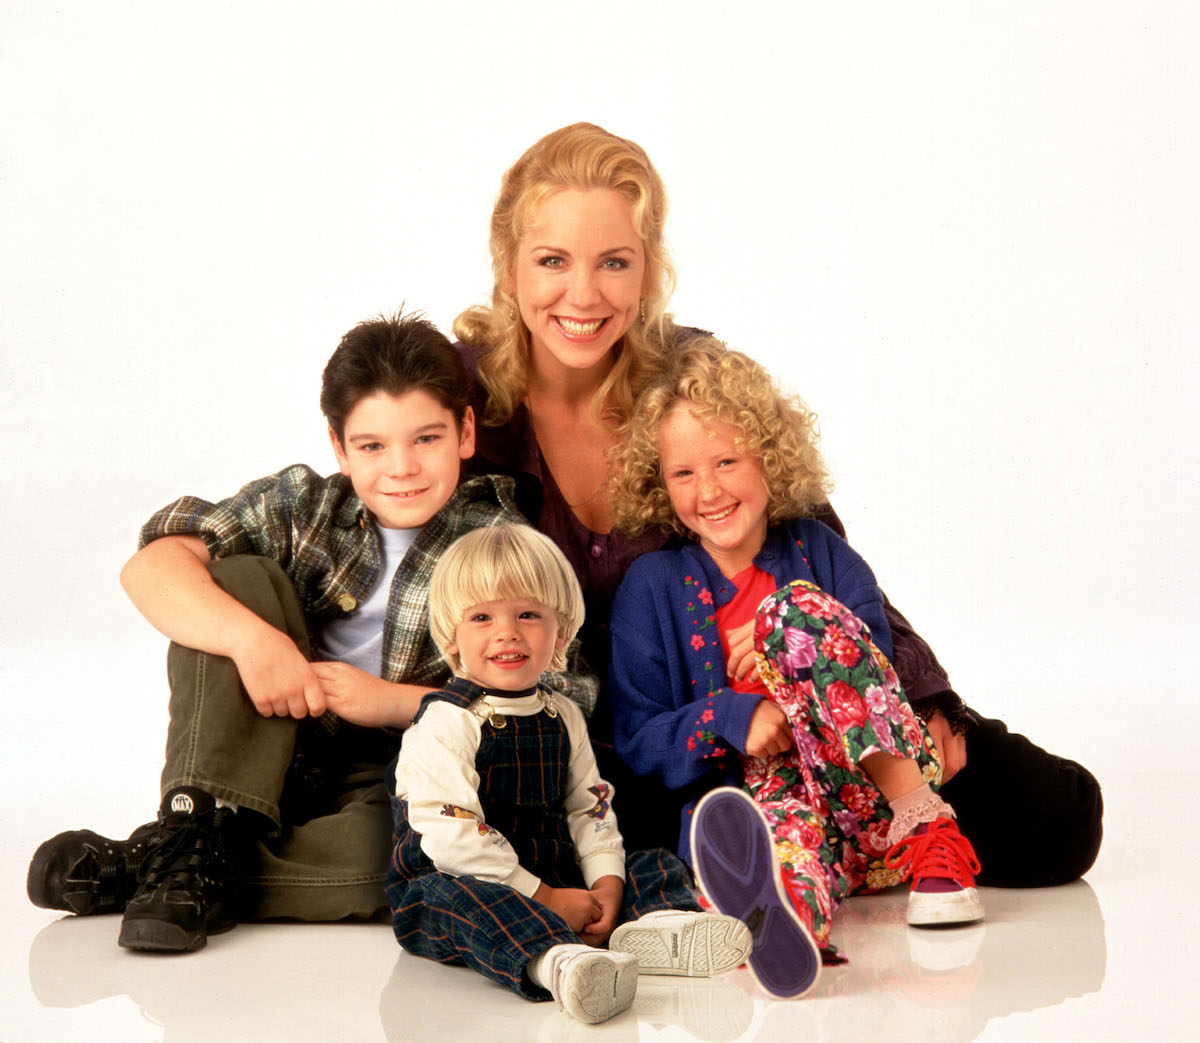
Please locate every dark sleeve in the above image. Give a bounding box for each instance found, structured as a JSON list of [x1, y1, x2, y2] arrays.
[[812, 501, 971, 733], [609, 559, 762, 785]]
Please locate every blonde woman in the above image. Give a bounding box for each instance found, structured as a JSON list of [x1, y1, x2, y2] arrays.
[[455, 123, 1102, 887]]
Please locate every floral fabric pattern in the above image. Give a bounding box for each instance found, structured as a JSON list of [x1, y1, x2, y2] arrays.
[[743, 580, 941, 956]]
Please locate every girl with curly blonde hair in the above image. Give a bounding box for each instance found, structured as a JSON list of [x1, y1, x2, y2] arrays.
[[610, 338, 832, 540], [608, 338, 986, 997]]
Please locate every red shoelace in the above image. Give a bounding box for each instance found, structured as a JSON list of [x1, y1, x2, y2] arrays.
[[883, 817, 981, 889]]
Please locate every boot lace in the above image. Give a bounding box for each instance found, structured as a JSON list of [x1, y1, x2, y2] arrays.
[[139, 808, 235, 889]]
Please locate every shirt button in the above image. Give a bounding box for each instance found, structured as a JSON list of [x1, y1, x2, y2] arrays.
[[589, 543, 603, 559], [338, 594, 357, 612]]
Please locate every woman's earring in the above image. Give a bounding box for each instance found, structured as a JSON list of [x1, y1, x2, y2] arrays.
[[640, 298, 646, 324]]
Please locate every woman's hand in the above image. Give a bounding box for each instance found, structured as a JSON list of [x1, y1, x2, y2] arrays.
[[744, 700, 794, 759], [579, 875, 624, 946], [725, 619, 760, 684], [925, 710, 967, 784]]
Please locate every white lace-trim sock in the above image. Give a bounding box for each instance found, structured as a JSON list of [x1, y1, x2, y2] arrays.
[[886, 784, 955, 846]]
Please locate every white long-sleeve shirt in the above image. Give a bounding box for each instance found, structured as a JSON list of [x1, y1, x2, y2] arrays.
[[394, 686, 626, 897]]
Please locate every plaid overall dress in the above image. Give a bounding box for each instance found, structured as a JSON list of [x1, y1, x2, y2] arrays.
[[386, 679, 698, 999]]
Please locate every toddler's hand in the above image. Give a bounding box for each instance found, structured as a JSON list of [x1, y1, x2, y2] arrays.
[[535, 884, 602, 936], [744, 699, 794, 759], [579, 875, 623, 946]]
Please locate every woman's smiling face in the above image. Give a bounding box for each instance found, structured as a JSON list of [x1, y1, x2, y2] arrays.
[[512, 187, 645, 381]]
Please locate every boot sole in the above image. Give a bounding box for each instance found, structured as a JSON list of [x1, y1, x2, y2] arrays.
[[118, 918, 207, 953], [118, 904, 237, 954], [28, 831, 123, 915]]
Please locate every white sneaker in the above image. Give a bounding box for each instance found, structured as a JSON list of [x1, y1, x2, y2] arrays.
[[545, 946, 639, 1024], [609, 909, 752, 977]]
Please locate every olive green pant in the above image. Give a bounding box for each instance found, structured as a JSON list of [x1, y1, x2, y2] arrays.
[[161, 555, 397, 921]]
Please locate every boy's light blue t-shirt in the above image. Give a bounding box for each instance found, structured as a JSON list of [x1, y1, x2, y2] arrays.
[[316, 524, 420, 676]]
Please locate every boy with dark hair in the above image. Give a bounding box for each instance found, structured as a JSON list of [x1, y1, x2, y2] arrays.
[[26, 312, 539, 953]]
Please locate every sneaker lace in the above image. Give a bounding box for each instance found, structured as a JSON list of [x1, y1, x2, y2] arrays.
[[140, 809, 235, 888], [883, 817, 980, 888]]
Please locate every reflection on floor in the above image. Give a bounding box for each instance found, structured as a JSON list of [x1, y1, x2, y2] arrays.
[[14, 881, 1108, 1042]]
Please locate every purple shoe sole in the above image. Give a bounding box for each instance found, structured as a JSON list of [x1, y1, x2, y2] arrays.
[[690, 787, 821, 999]]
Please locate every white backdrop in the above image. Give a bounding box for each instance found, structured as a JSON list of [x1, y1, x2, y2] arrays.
[[3, 2, 1197, 843]]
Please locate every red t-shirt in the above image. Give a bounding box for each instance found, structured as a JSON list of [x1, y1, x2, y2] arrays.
[[715, 564, 777, 697]]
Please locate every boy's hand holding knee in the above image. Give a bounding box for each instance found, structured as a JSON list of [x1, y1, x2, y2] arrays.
[[744, 700, 794, 759], [231, 623, 327, 719]]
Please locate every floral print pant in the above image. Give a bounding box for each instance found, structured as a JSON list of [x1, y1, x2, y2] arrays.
[[745, 580, 942, 957]]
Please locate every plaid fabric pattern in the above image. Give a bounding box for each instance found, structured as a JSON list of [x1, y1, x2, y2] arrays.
[[386, 848, 697, 999], [138, 469, 520, 687], [388, 681, 698, 998], [475, 702, 576, 887], [400, 680, 578, 885]]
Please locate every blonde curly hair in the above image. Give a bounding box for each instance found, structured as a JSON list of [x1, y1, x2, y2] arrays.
[[453, 122, 684, 426], [610, 338, 833, 538]]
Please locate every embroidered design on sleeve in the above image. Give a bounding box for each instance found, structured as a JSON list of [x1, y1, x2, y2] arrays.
[[585, 783, 611, 821], [440, 803, 502, 839]]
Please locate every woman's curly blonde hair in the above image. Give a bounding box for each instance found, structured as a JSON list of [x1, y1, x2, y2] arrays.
[[453, 122, 684, 426], [610, 338, 833, 538]]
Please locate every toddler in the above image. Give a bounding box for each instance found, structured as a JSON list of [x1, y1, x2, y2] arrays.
[[386, 524, 751, 1024]]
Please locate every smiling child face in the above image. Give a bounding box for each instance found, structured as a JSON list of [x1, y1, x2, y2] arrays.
[[445, 596, 567, 692], [329, 389, 475, 530]]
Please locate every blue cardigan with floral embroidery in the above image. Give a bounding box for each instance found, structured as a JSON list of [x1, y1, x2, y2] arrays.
[[608, 516, 893, 864]]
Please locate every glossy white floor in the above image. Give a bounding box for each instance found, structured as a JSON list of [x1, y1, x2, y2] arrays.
[[3, 723, 1191, 1042]]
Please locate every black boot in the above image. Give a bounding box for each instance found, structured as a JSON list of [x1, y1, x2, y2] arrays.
[[27, 821, 164, 915], [118, 787, 245, 953]]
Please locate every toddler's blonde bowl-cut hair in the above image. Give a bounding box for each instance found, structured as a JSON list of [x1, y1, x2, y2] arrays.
[[428, 524, 585, 675], [610, 337, 833, 539]]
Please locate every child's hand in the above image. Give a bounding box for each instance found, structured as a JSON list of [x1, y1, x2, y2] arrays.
[[744, 700, 794, 758], [534, 884, 602, 936], [725, 620, 761, 685], [312, 663, 427, 728], [579, 875, 623, 946], [232, 626, 327, 719]]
